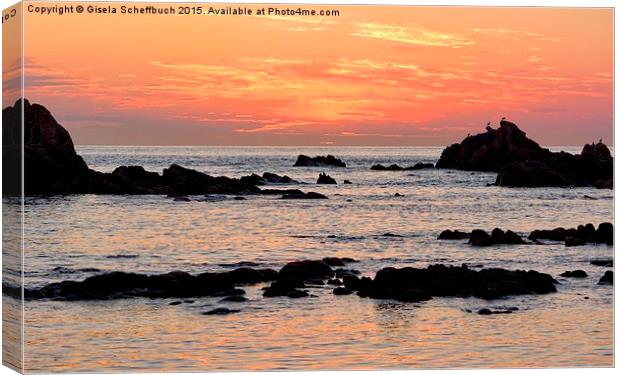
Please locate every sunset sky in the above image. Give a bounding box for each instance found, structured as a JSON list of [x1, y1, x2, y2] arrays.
[[7, 3, 614, 145]]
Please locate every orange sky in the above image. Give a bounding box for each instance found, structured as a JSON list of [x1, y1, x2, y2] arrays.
[[10, 2, 614, 145]]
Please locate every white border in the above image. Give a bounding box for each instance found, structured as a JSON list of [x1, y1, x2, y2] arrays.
[[0, 1, 616, 375]]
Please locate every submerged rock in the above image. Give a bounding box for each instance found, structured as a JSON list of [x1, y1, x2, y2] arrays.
[[477, 308, 513, 315], [371, 163, 434, 171], [560, 270, 588, 278], [203, 307, 240, 315], [333, 287, 353, 295], [281, 191, 328, 199], [294, 155, 346, 167], [260, 188, 304, 195], [371, 164, 410, 171], [219, 295, 248, 303], [590, 259, 613, 267], [240, 172, 298, 185], [317, 172, 337, 184]]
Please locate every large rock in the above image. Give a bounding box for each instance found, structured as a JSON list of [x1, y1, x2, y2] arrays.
[[437, 229, 470, 240], [437, 120, 612, 188], [360, 264, 557, 302], [294, 154, 346, 167], [162, 164, 260, 195], [436, 121, 546, 172], [23, 267, 278, 300], [3, 99, 90, 194], [317, 172, 337, 184], [278, 260, 334, 281], [370, 163, 434, 171], [468, 229, 493, 246], [529, 223, 612, 246], [598, 271, 613, 285], [240, 172, 298, 185], [3, 100, 272, 196], [281, 191, 328, 199]]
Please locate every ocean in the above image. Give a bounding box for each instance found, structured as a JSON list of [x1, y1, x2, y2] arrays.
[[4, 146, 614, 371]]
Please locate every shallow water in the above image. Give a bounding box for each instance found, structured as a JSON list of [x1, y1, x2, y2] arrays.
[[9, 146, 614, 371]]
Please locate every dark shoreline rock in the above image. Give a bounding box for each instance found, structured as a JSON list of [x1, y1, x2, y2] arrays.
[[439, 228, 527, 246], [240, 172, 299, 185], [438, 230, 470, 240], [1, 99, 312, 196], [18, 261, 559, 304], [294, 155, 346, 168], [350, 264, 557, 302], [436, 119, 612, 188], [281, 191, 328, 199], [22, 267, 278, 300], [590, 259, 613, 267], [529, 223, 613, 246], [560, 270, 588, 278], [598, 271, 613, 285], [317, 173, 337, 184], [371, 163, 434, 171]]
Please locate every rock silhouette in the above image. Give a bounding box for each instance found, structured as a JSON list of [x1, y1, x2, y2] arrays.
[[598, 271, 613, 285], [350, 264, 557, 302], [436, 119, 612, 188], [240, 172, 298, 185], [560, 270, 588, 278], [317, 172, 337, 184], [22, 267, 278, 300], [3, 99, 329, 197], [529, 223, 613, 246], [440, 228, 526, 246], [294, 154, 346, 167], [371, 163, 434, 171], [437, 230, 470, 240]]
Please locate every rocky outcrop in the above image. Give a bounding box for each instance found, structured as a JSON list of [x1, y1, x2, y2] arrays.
[[3, 99, 90, 194], [469, 229, 493, 246], [439, 228, 526, 246], [437, 230, 470, 240], [240, 172, 298, 185], [371, 163, 434, 171], [529, 223, 613, 246], [281, 191, 328, 199], [23, 267, 278, 300], [560, 270, 588, 278], [17, 260, 560, 305], [590, 259, 613, 267], [1, 99, 287, 196], [598, 271, 613, 285], [347, 264, 557, 302], [294, 154, 346, 167], [263, 260, 335, 298], [436, 119, 612, 188], [317, 172, 337, 184]]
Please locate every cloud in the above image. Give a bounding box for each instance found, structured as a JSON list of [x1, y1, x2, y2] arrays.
[[351, 22, 475, 47], [468, 27, 562, 42]]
